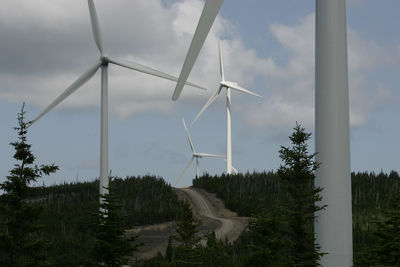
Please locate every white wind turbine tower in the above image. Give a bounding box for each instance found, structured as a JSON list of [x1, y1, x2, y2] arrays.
[[192, 40, 262, 174], [175, 118, 224, 186], [29, 0, 205, 203], [315, 0, 353, 265]]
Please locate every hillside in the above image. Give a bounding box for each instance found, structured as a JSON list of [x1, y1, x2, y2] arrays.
[[26, 176, 184, 265]]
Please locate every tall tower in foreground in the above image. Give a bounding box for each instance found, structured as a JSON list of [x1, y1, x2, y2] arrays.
[[315, 0, 353, 266]]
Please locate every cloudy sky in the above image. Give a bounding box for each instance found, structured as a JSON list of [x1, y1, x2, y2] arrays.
[[0, 0, 399, 187]]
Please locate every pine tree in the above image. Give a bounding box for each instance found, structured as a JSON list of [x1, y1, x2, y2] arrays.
[[0, 103, 59, 266], [372, 192, 400, 265], [277, 123, 324, 266], [89, 187, 140, 266]]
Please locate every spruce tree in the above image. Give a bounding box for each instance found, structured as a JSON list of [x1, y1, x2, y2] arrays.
[[173, 200, 201, 266], [0, 103, 58, 266], [201, 231, 231, 266], [372, 192, 400, 265], [165, 235, 174, 262], [247, 206, 293, 266], [89, 187, 140, 266], [277, 123, 324, 266], [173, 201, 201, 248]]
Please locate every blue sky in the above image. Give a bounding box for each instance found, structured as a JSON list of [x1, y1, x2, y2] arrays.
[[0, 0, 399, 187]]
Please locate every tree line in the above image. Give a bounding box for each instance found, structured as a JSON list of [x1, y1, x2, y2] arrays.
[[193, 167, 400, 265]]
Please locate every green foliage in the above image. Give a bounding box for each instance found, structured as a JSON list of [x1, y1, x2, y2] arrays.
[[193, 171, 281, 217], [165, 235, 174, 262], [371, 192, 400, 266], [173, 200, 202, 266], [200, 231, 235, 267], [14, 176, 183, 265], [157, 229, 237, 267], [174, 201, 201, 248], [194, 170, 400, 266], [277, 123, 324, 266], [246, 206, 293, 266], [89, 189, 140, 266], [352, 170, 400, 266], [237, 123, 323, 266], [0, 104, 58, 266]]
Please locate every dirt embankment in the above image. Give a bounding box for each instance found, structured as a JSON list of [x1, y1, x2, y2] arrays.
[[127, 187, 248, 260]]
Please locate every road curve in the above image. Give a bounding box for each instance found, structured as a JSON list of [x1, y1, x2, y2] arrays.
[[175, 187, 248, 243]]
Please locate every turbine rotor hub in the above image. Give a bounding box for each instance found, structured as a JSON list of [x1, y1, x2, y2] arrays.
[[100, 55, 109, 65]]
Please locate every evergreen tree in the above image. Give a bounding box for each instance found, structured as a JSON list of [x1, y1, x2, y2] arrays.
[[173, 200, 202, 266], [247, 205, 293, 266], [0, 103, 58, 266], [201, 231, 232, 267], [88, 188, 140, 266], [174, 201, 201, 248], [165, 235, 174, 262], [277, 123, 324, 266], [372, 192, 400, 265]]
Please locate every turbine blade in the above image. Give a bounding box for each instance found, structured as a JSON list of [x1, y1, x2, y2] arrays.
[[182, 118, 195, 153], [108, 57, 206, 91], [88, 0, 104, 55], [192, 85, 222, 125], [225, 81, 262, 98], [175, 157, 195, 187], [30, 62, 101, 125], [232, 166, 239, 174], [172, 0, 224, 100], [196, 153, 225, 158], [218, 39, 225, 81]]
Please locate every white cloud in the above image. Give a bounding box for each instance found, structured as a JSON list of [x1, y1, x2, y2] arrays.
[[0, 0, 224, 119], [0, 1, 395, 133], [243, 12, 394, 133]]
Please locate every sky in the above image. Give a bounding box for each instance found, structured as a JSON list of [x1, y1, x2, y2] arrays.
[[0, 0, 399, 187]]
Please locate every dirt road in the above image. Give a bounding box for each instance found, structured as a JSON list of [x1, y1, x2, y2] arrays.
[[175, 187, 248, 243], [129, 187, 248, 259]]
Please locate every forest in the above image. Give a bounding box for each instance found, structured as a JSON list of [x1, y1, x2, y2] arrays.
[[2, 170, 399, 266], [193, 170, 400, 266], [1, 176, 184, 265]]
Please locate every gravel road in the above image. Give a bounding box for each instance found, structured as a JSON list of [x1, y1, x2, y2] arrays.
[[128, 187, 248, 260], [175, 187, 248, 243]]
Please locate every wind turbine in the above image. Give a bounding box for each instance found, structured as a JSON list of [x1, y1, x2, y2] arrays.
[[192, 40, 262, 174], [175, 118, 224, 186], [29, 0, 205, 202], [172, 0, 224, 100]]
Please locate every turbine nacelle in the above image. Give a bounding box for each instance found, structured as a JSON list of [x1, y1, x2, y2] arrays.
[[220, 81, 237, 88], [221, 80, 262, 98], [193, 153, 225, 159], [100, 55, 109, 65]]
